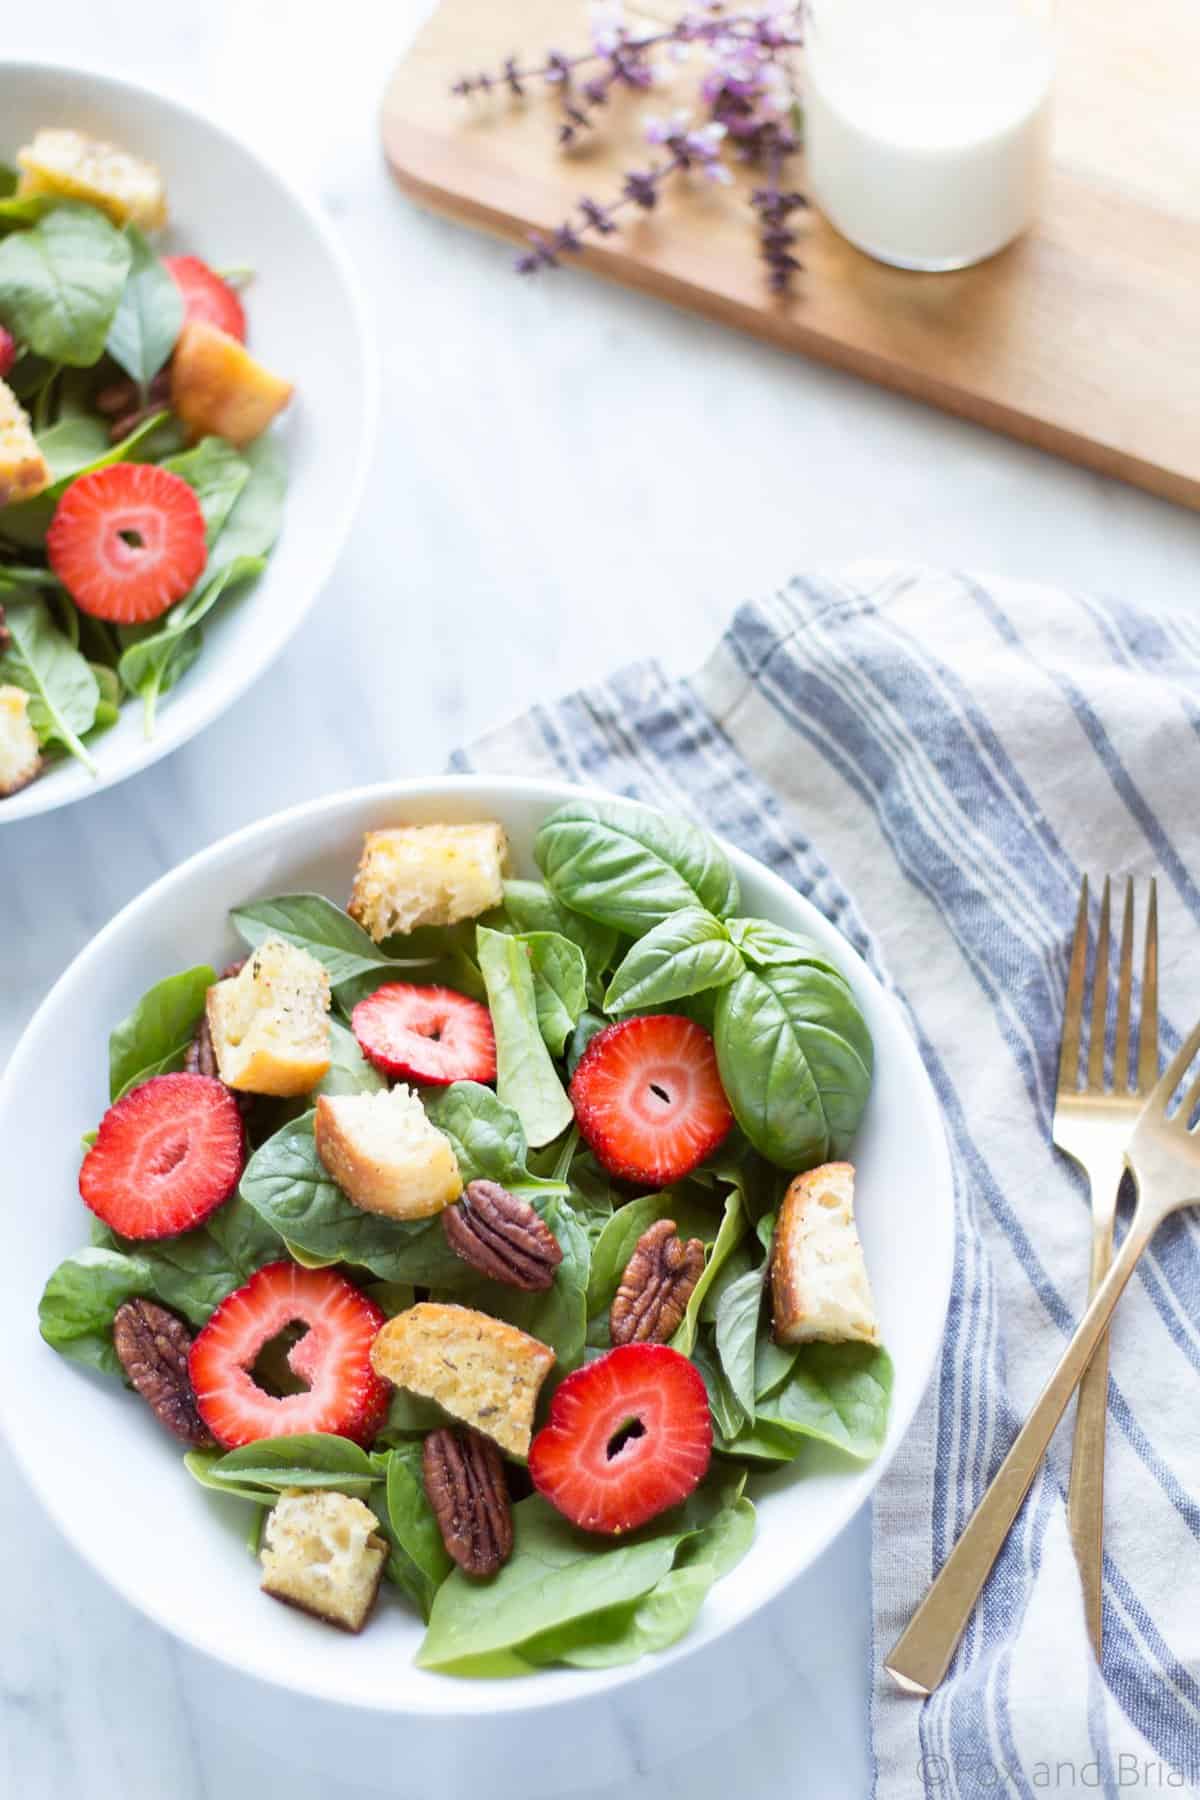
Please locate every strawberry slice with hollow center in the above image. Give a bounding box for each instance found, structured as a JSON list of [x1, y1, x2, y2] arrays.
[[188, 1261, 390, 1449], [351, 982, 497, 1086], [79, 1072, 245, 1240], [529, 1343, 713, 1534], [46, 462, 207, 624], [569, 1014, 733, 1187]]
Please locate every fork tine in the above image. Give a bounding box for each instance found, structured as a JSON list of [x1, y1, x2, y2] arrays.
[[1138, 878, 1159, 1092], [1058, 875, 1089, 1096], [1148, 1015, 1200, 1114], [1113, 878, 1135, 1091], [1086, 877, 1111, 1092]]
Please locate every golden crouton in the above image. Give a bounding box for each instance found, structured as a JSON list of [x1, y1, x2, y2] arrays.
[[0, 380, 52, 508], [260, 1489, 386, 1633], [314, 1087, 462, 1220], [370, 1302, 554, 1458], [770, 1163, 880, 1347], [170, 320, 292, 449], [16, 128, 167, 230], [206, 937, 331, 1096], [0, 684, 41, 797], [348, 822, 508, 944]]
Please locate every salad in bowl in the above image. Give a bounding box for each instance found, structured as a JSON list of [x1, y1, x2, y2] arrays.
[[38, 794, 895, 1676], [0, 124, 292, 800]]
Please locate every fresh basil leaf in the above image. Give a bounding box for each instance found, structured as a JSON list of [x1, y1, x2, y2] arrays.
[[495, 879, 617, 1004], [108, 964, 215, 1100], [751, 1342, 893, 1460], [104, 224, 182, 388], [423, 1082, 570, 1197], [604, 908, 742, 1014], [713, 1268, 763, 1416], [476, 926, 573, 1149], [535, 797, 739, 935], [670, 1188, 749, 1356], [161, 437, 250, 546], [714, 964, 873, 1168], [520, 930, 587, 1057], [0, 596, 98, 770], [37, 1246, 154, 1376], [440, 1192, 591, 1372], [203, 1434, 382, 1498], [312, 1018, 386, 1097], [0, 202, 131, 365], [229, 893, 406, 987], [239, 1112, 469, 1286], [725, 917, 847, 973]]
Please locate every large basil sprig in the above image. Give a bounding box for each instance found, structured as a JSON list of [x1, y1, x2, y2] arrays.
[[714, 962, 873, 1168], [535, 797, 739, 934]]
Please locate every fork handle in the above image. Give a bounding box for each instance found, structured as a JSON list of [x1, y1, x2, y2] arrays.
[[1067, 1197, 1119, 1658], [884, 1198, 1158, 1696]]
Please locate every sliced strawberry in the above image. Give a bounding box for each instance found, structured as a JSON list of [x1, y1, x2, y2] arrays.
[[352, 983, 496, 1086], [80, 1072, 244, 1240], [569, 1015, 733, 1187], [0, 327, 15, 380], [47, 462, 207, 624], [164, 255, 247, 342], [529, 1344, 712, 1534], [189, 1262, 390, 1449]]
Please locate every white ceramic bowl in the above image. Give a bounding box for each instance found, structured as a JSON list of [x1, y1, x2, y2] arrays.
[[0, 62, 375, 822], [0, 777, 954, 1711]]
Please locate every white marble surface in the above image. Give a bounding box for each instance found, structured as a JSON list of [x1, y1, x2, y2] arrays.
[[2, 2, 1197, 1795]]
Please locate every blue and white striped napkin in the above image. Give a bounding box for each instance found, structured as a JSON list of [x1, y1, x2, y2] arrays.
[[456, 564, 1200, 1799]]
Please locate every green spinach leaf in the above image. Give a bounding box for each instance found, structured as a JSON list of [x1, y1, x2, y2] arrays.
[[104, 225, 182, 388], [0, 202, 131, 365], [521, 930, 587, 1057], [476, 926, 573, 1149], [534, 797, 740, 935], [670, 1187, 749, 1356], [239, 1112, 469, 1287], [751, 1342, 893, 1460], [713, 1267, 763, 1416], [423, 1083, 570, 1197], [229, 893, 423, 988], [383, 1442, 453, 1613], [0, 596, 98, 769], [494, 879, 617, 1003], [161, 437, 250, 545], [312, 1018, 386, 1097], [200, 1434, 382, 1498], [37, 1246, 154, 1376], [108, 964, 215, 1100], [604, 908, 743, 1013]]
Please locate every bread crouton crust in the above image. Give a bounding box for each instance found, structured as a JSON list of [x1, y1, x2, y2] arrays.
[[370, 1301, 554, 1458], [770, 1162, 880, 1348], [314, 1089, 463, 1220]]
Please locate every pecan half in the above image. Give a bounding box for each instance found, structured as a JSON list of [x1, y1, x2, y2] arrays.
[[112, 1299, 213, 1446], [610, 1218, 706, 1346], [441, 1179, 563, 1291], [97, 369, 171, 442], [422, 1426, 513, 1578]]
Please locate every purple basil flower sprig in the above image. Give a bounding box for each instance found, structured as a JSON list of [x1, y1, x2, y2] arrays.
[[454, 1, 808, 292]]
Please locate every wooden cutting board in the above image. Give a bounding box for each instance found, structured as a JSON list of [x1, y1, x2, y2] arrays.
[[382, 0, 1200, 509]]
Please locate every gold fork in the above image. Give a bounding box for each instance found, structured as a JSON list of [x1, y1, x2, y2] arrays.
[[885, 985, 1200, 1698], [1055, 875, 1158, 1657]]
